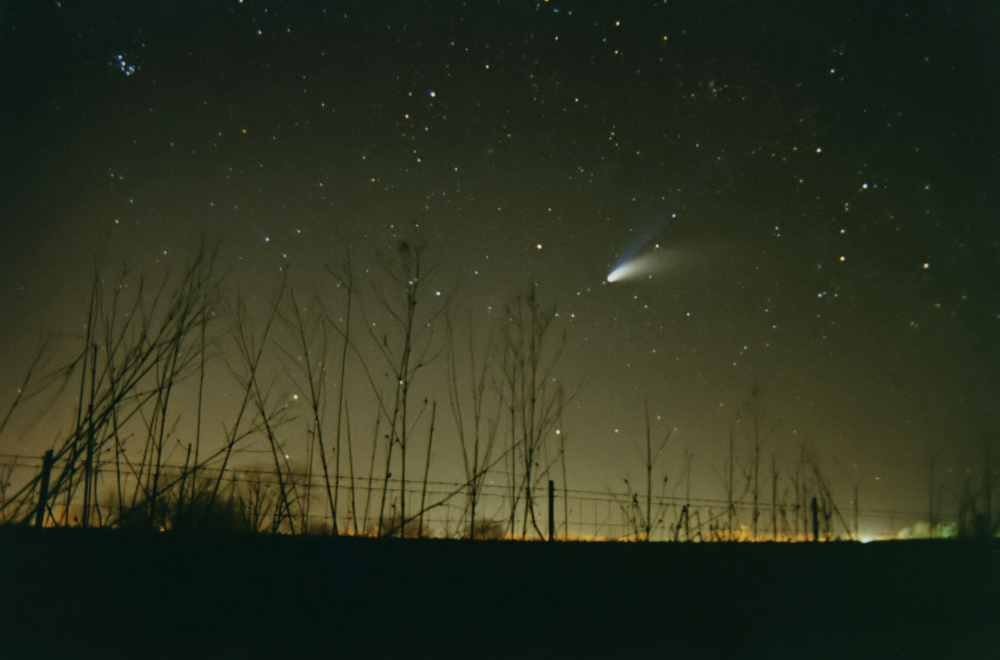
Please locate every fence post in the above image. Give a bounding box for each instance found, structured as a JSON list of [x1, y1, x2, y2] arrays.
[[34, 450, 54, 528], [548, 480, 555, 542], [811, 496, 819, 542]]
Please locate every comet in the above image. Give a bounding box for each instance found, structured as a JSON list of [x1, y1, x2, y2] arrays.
[[607, 253, 665, 282], [606, 214, 676, 283]]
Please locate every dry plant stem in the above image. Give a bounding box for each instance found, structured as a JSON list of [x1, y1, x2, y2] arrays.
[[385, 432, 522, 538], [362, 415, 380, 534], [614, 401, 671, 541], [0, 340, 49, 438], [1, 249, 219, 527], [802, 446, 851, 539], [445, 318, 471, 535], [81, 344, 97, 527], [417, 401, 436, 538], [503, 343, 519, 536], [683, 450, 693, 540], [103, 284, 131, 520], [204, 357, 257, 520], [68, 278, 97, 524], [205, 291, 282, 521], [285, 286, 336, 534], [1, 243, 920, 542], [122, 258, 216, 527], [304, 424, 315, 533], [446, 315, 500, 539], [0, 339, 58, 522], [558, 393, 568, 540], [79, 403, 260, 529], [740, 386, 779, 539], [644, 401, 650, 540], [501, 289, 567, 539], [726, 421, 737, 538], [142, 256, 215, 526], [376, 392, 401, 537], [330, 254, 355, 536], [176, 443, 192, 526], [191, 295, 208, 511], [344, 403, 359, 535], [772, 453, 778, 541], [260, 412, 296, 534], [231, 280, 299, 534], [367, 238, 447, 536], [336, 306, 405, 535], [394, 280, 415, 535], [788, 468, 802, 539], [332, 309, 394, 528], [148, 310, 187, 528]]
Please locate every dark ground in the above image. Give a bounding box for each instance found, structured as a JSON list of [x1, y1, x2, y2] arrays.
[[0, 528, 996, 659]]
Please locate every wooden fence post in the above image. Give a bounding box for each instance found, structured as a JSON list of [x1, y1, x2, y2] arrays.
[[811, 496, 819, 542], [34, 450, 54, 528], [548, 480, 555, 542]]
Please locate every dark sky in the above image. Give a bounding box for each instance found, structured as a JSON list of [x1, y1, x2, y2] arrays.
[[1, 0, 998, 528]]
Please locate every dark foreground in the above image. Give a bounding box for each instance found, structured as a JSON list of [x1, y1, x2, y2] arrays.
[[0, 528, 996, 659]]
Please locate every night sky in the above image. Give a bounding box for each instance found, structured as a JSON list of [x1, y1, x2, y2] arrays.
[[2, 1, 998, 528]]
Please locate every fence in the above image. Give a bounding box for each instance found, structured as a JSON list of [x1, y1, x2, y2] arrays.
[[0, 453, 932, 541]]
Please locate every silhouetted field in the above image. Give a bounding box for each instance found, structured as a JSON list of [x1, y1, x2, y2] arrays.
[[0, 528, 996, 658]]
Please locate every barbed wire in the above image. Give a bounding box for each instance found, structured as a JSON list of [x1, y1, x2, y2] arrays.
[[0, 453, 939, 539]]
